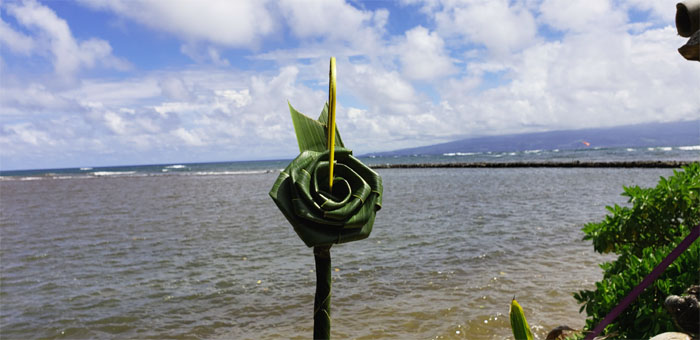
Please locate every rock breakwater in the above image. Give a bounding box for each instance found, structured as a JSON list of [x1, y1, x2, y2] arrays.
[[370, 160, 695, 169]]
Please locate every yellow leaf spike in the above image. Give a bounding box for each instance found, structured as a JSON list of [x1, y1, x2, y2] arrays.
[[510, 298, 534, 340], [327, 57, 337, 190]]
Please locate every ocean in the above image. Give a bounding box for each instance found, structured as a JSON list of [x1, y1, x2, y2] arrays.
[[1, 145, 698, 339]]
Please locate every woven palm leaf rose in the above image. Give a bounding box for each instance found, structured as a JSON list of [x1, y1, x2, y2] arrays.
[[270, 147, 382, 247], [269, 58, 382, 339], [269, 102, 382, 247]]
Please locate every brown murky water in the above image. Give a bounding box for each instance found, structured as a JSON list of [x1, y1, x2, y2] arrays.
[[0, 168, 674, 339]]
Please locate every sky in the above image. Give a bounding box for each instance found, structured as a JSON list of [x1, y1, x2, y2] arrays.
[[1, 0, 698, 170]]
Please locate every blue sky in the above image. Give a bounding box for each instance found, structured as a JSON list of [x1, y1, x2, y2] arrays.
[[1, 0, 698, 170]]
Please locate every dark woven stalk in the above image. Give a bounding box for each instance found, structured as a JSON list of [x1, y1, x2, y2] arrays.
[[313, 245, 332, 339]]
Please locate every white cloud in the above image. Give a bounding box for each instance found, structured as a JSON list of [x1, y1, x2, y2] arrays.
[[276, 0, 389, 60], [4, 66, 323, 163], [438, 26, 700, 135], [180, 44, 230, 66], [78, 0, 276, 48], [172, 127, 204, 146], [103, 110, 128, 135], [0, 83, 78, 115], [2, 0, 699, 170], [621, 0, 676, 23], [539, 0, 626, 33], [215, 89, 252, 108], [4, 0, 129, 78], [159, 77, 193, 101], [398, 26, 455, 81], [69, 78, 162, 107], [279, 0, 381, 40], [2, 123, 52, 146], [433, 0, 538, 55], [345, 63, 422, 116], [0, 17, 35, 54], [10, 20, 688, 167], [94, 106, 180, 137], [76, 0, 388, 63]]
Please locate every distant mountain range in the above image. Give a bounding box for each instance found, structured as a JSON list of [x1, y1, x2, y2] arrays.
[[368, 120, 700, 156]]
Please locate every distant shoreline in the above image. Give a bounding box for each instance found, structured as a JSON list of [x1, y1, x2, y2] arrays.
[[370, 160, 696, 169]]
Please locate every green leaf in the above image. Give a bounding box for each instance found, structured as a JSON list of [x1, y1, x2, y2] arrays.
[[510, 299, 534, 340], [289, 101, 344, 153], [317, 102, 344, 148]]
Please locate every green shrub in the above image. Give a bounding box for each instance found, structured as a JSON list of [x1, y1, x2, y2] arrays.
[[574, 162, 700, 339]]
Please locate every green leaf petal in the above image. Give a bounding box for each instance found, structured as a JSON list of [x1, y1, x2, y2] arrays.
[[289, 101, 344, 153], [318, 102, 344, 148]]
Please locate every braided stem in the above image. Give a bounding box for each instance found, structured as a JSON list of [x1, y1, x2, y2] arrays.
[[313, 245, 332, 339]]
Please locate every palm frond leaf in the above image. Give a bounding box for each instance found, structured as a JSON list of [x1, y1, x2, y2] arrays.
[[289, 101, 344, 153]]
